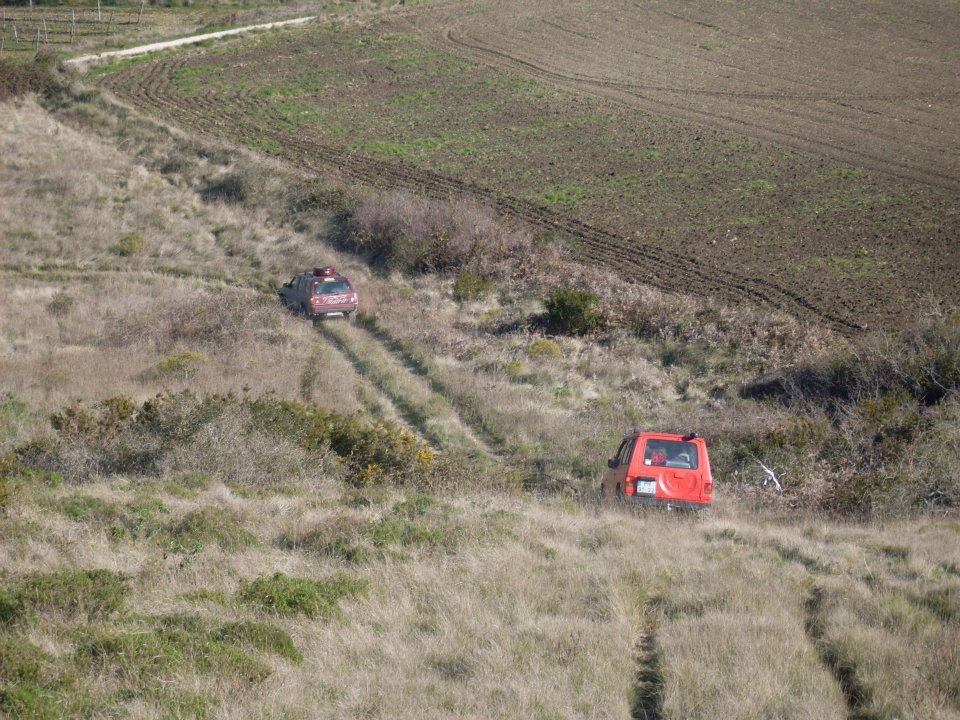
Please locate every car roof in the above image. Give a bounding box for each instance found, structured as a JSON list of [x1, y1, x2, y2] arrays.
[[630, 432, 704, 443]]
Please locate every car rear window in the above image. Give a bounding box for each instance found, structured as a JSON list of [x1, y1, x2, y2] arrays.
[[643, 440, 699, 470], [313, 280, 351, 295]]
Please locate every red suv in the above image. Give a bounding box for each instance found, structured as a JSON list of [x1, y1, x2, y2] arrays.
[[278, 266, 358, 320], [602, 431, 713, 509]]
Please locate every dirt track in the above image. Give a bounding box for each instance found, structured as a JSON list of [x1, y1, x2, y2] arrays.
[[430, 0, 960, 193]]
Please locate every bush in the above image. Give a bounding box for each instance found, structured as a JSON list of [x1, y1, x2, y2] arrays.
[[3, 569, 129, 624], [45, 292, 74, 318], [278, 513, 368, 563], [154, 351, 209, 381], [201, 167, 264, 204], [350, 191, 529, 274], [545, 288, 604, 336], [0, 635, 57, 720], [236, 571, 367, 619], [452, 269, 492, 302], [21, 392, 438, 488], [160, 507, 257, 553], [212, 620, 302, 663], [526, 338, 562, 360], [0, 58, 56, 103], [723, 312, 960, 513], [74, 613, 280, 692], [109, 232, 145, 257]]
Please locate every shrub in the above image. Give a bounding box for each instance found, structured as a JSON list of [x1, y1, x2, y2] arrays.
[[0, 635, 57, 720], [5, 569, 129, 623], [212, 620, 302, 663], [452, 269, 492, 302], [525, 338, 562, 360], [74, 613, 276, 692], [0, 58, 56, 103], [45, 292, 74, 318], [236, 571, 367, 619], [109, 232, 145, 257], [350, 191, 528, 274], [201, 167, 264, 204], [24, 392, 438, 488], [160, 507, 257, 553], [545, 288, 604, 335], [154, 351, 209, 381], [278, 513, 368, 563]]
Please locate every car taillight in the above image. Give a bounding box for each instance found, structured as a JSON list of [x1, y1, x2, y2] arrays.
[[704, 480, 713, 495], [625, 478, 635, 496]]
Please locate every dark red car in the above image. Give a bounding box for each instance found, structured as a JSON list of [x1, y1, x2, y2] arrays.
[[278, 266, 358, 320], [602, 431, 713, 509]]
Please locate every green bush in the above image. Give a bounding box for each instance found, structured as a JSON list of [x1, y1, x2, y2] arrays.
[[23, 392, 438, 488], [160, 507, 257, 553], [278, 513, 369, 564], [452, 270, 492, 302], [4, 569, 129, 623], [45, 292, 74, 318], [212, 620, 302, 663], [545, 288, 604, 336], [0, 635, 58, 720], [236, 571, 367, 619], [154, 351, 209, 381], [74, 613, 277, 692], [0, 58, 57, 103], [56, 493, 169, 540], [525, 338, 562, 360], [109, 232, 145, 257]]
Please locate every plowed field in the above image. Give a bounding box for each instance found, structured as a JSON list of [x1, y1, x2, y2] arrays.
[[94, 2, 960, 331]]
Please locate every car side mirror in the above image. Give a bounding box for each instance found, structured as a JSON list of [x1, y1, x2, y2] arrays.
[[607, 458, 618, 469]]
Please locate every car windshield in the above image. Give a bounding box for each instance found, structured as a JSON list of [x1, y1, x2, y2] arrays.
[[313, 280, 351, 295], [643, 439, 698, 469]]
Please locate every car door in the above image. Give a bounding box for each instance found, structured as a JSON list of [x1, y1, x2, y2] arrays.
[[280, 276, 297, 304], [604, 436, 634, 497]]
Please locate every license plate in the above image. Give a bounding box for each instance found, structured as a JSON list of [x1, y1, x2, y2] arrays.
[[638, 480, 656, 495]]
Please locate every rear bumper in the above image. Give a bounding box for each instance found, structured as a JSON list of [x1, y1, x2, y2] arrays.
[[623, 494, 710, 510], [311, 305, 356, 317]]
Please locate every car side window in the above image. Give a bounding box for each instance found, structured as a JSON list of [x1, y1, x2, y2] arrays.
[[615, 438, 634, 467]]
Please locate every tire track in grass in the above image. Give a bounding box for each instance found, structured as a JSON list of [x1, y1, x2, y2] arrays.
[[630, 612, 664, 720], [353, 313, 513, 456], [803, 587, 877, 720], [317, 319, 496, 460]]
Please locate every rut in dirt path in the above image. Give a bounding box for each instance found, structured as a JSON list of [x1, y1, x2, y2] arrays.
[[317, 319, 497, 460]]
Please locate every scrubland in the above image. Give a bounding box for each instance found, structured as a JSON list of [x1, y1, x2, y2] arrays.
[[1, 46, 959, 720]]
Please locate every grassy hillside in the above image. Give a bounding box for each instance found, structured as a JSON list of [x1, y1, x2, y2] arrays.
[[0, 44, 958, 720]]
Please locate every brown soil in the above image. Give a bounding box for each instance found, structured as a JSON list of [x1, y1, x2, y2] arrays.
[[431, 0, 960, 193], [91, 3, 960, 333]]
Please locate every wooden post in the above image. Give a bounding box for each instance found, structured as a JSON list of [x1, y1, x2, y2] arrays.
[[71, 9, 76, 43], [138, 0, 146, 26], [35, 26, 40, 56], [42, 18, 48, 43], [97, 0, 102, 23], [13, 24, 18, 48]]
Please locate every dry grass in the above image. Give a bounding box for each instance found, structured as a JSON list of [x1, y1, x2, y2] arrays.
[[4, 472, 958, 719]]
